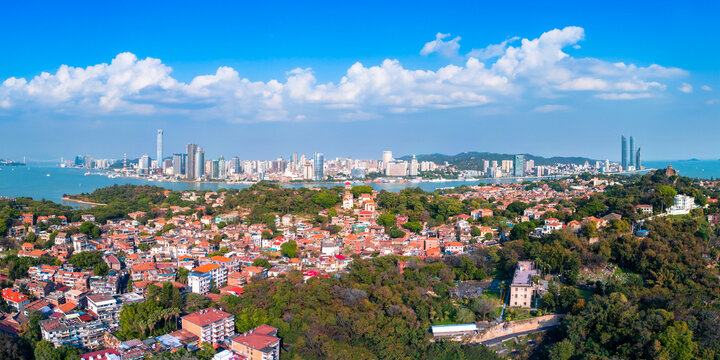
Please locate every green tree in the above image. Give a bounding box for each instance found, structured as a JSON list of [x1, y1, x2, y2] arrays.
[[280, 241, 298, 258], [548, 340, 575, 360], [657, 321, 698, 360], [252, 258, 271, 269]]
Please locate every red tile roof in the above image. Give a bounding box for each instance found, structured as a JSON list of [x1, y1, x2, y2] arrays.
[[182, 307, 232, 327]]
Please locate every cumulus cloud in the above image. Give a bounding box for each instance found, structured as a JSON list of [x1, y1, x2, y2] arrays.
[[420, 33, 461, 58], [533, 104, 569, 112], [701, 85, 712, 91], [0, 27, 688, 123], [679, 82, 693, 93], [467, 37, 519, 60]]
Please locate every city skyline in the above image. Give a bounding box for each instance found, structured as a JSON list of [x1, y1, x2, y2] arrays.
[[0, 2, 718, 161]]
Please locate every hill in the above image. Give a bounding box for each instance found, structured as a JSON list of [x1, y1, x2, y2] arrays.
[[398, 151, 596, 170]]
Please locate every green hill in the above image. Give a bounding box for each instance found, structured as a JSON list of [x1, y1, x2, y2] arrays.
[[398, 151, 596, 170]]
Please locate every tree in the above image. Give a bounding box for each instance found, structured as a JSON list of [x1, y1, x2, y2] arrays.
[[455, 308, 475, 323], [280, 241, 298, 258], [473, 298, 498, 320], [657, 321, 698, 360], [34, 340, 80, 360], [78, 221, 101, 238], [252, 258, 271, 269], [196, 342, 216, 360], [548, 340, 575, 360], [376, 213, 395, 228], [509, 222, 535, 240], [350, 185, 374, 198], [0, 333, 31, 360], [402, 221, 423, 233], [176, 267, 189, 284]]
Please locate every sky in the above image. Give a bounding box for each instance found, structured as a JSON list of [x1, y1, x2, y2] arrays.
[[0, 1, 718, 162]]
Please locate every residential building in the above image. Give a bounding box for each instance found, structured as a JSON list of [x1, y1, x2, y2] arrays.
[[509, 261, 538, 308], [181, 308, 235, 346], [230, 324, 280, 360], [40, 316, 105, 350], [188, 264, 228, 294]]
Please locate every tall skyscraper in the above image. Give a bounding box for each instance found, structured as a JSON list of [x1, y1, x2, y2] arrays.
[[156, 129, 163, 170], [636, 147, 642, 170], [292, 152, 298, 170], [621, 136, 628, 171], [629, 136, 635, 167], [195, 146, 205, 179], [514, 154, 525, 177], [172, 153, 186, 175], [231, 156, 241, 174], [139, 155, 150, 170], [186, 143, 198, 179], [313, 152, 324, 181]]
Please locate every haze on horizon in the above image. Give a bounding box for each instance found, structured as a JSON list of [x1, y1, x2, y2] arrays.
[[0, 1, 718, 162]]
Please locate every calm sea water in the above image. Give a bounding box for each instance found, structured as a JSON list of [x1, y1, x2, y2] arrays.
[[1, 160, 716, 206], [0, 164, 522, 206]]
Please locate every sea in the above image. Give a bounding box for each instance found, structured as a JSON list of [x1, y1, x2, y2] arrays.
[[0, 160, 716, 207]]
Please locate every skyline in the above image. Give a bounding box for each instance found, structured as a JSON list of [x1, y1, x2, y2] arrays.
[[1, 1, 719, 160]]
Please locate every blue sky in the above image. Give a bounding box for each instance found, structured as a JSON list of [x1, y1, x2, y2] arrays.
[[0, 1, 718, 161]]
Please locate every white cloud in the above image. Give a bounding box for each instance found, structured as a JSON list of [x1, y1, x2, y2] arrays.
[[679, 82, 693, 93], [466, 37, 519, 60], [533, 104, 569, 112], [707, 99, 720, 105], [701, 85, 712, 91], [0, 27, 688, 123], [420, 33, 461, 58], [595, 93, 653, 100]]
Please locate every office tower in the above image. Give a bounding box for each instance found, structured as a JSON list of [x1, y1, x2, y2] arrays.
[[210, 160, 219, 179], [157, 129, 163, 169], [621, 136, 628, 170], [514, 155, 525, 177], [173, 153, 186, 175], [139, 155, 150, 170], [629, 136, 635, 167], [382, 151, 393, 169], [292, 152, 298, 170], [303, 162, 314, 180], [231, 156, 240, 174], [313, 152, 324, 180], [186, 143, 198, 179], [636, 147, 642, 170], [386, 162, 408, 177], [195, 147, 205, 179], [409, 155, 419, 176], [482, 160, 489, 173]]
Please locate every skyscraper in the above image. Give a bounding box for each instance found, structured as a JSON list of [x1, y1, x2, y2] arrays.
[[195, 146, 205, 178], [172, 153, 186, 176], [514, 154, 525, 177], [382, 151, 393, 169], [636, 147, 642, 170], [313, 152, 324, 181], [409, 155, 419, 176], [621, 136, 628, 171], [629, 136, 634, 167], [186, 143, 198, 179], [157, 129, 163, 170], [292, 152, 298, 170]]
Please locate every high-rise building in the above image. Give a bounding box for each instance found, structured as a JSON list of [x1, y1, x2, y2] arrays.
[[621, 136, 628, 171], [409, 155, 419, 176], [292, 152, 299, 170], [195, 146, 205, 179], [313, 153, 324, 180], [173, 153, 186, 176], [501, 160, 513, 173], [186, 143, 198, 179], [514, 155, 525, 177], [230, 156, 241, 174], [382, 151, 393, 169], [482, 160, 490, 173], [636, 147, 642, 170], [139, 155, 150, 170], [629, 136, 635, 167], [156, 129, 163, 170]]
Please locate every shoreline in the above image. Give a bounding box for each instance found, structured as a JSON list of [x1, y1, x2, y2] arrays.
[[85, 169, 655, 186], [61, 197, 106, 206]]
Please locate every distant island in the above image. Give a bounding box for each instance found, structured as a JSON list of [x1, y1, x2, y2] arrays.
[[398, 151, 597, 170]]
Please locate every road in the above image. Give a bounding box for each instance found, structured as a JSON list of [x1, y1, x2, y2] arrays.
[[480, 325, 559, 346]]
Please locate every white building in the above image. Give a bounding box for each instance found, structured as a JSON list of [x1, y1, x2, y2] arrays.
[[666, 194, 698, 215]]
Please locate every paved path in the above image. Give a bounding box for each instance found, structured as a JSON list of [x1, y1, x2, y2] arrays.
[[480, 325, 558, 346]]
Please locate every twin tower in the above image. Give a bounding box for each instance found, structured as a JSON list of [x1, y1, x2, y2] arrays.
[[621, 135, 642, 171]]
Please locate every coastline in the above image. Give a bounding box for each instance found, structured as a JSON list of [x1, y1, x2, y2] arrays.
[[61, 197, 106, 206]]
